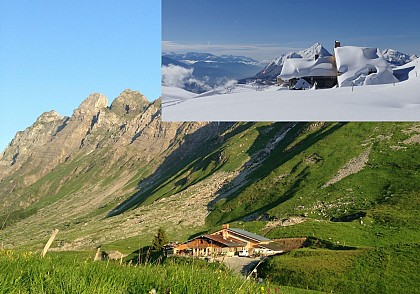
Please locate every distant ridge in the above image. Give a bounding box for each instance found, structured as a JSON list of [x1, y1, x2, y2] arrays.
[[162, 52, 264, 93], [381, 48, 418, 67]]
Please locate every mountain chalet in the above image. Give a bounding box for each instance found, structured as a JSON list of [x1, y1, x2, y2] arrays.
[[278, 41, 398, 89], [168, 224, 283, 257]]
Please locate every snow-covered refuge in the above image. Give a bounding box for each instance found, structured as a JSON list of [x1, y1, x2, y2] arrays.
[[279, 56, 338, 81], [255, 43, 331, 80], [162, 55, 420, 121], [334, 46, 399, 87]]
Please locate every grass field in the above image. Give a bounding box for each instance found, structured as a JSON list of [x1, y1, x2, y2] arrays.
[[0, 250, 257, 294], [0, 250, 322, 294], [259, 243, 420, 294]]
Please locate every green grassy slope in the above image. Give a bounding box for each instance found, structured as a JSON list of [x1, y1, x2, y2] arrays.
[[1, 121, 418, 292], [0, 250, 262, 294], [200, 122, 419, 293], [259, 244, 420, 294], [207, 122, 419, 226], [108, 122, 286, 215]]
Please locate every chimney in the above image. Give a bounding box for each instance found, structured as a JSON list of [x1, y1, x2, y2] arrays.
[[222, 224, 229, 239], [335, 41, 341, 48]]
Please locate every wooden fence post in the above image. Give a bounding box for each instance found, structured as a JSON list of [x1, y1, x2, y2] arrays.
[[94, 247, 102, 261], [41, 229, 59, 257]]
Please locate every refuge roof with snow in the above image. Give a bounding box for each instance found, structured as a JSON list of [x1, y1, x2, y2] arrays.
[[334, 46, 399, 87], [255, 43, 332, 79], [279, 56, 338, 80]]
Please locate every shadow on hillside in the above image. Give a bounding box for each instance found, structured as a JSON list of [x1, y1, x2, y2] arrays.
[[207, 122, 347, 225], [304, 236, 357, 250], [124, 245, 165, 265], [107, 122, 256, 217], [206, 122, 293, 210]]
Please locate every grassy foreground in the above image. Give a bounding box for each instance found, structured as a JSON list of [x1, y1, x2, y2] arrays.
[[259, 243, 420, 294], [0, 250, 319, 294]]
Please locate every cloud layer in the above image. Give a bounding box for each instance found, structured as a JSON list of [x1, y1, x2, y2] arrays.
[[162, 64, 194, 87]]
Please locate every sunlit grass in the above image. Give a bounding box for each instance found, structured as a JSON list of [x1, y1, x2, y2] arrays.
[[0, 250, 263, 294]]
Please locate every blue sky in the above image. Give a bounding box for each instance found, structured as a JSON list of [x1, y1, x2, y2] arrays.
[[0, 0, 161, 152], [163, 0, 420, 61]]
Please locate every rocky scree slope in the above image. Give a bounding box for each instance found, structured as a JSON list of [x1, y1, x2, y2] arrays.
[[0, 90, 226, 243]]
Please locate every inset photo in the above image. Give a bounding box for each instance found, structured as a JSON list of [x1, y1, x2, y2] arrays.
[[162, 0, 420, 121]]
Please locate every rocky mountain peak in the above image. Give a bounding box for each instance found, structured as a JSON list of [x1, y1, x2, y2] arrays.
[[110, 89, 150, 116], [74, 93, 108, 116], [381, 48, 418, 67], [35, 110, 63, 124]]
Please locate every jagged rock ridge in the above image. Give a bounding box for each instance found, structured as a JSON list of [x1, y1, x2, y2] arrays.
[[0, 90, 215, 197]]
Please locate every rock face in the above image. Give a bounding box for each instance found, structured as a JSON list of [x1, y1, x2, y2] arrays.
[[0, 90, 213, 191], [0, 89, 236, 249], [0, 93, 109, 184], [74, 93, 108, 117], [0, 110, 67, 180], [110, 89, 149, 116]]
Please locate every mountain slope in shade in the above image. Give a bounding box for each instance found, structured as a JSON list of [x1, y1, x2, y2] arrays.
[[381, 48, 418, 67], [161, 56, 191, 68], [163, 51, 261, 66]]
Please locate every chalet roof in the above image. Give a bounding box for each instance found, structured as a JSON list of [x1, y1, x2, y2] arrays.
[[203, 234, 246, 247], [175, 243, 189, 251], [258, 242, 284, 252], [279, 56, 338, 80], [227, 228, 271, 242], [334, 46, 398, 87]]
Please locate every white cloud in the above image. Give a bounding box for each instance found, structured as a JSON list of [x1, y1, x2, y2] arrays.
[[223, 79, 237, 88], [161, 64, 194, 88], [186, 78, 212, 91]]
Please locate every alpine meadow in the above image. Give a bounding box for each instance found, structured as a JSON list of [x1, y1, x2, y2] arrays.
[[0, 89, 419, 292]]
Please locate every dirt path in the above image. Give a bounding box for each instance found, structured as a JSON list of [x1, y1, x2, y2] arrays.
[[216, 256, 263, 276]]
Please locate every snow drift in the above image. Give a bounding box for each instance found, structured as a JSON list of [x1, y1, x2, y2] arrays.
[[280, 56, 338, 81], [335, 46, 399, 87]]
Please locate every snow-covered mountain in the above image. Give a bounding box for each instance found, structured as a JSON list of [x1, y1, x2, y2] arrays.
[[254, 43, 332, 80], [298, 43, 332, 59], [381, 49, 418, 67]]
